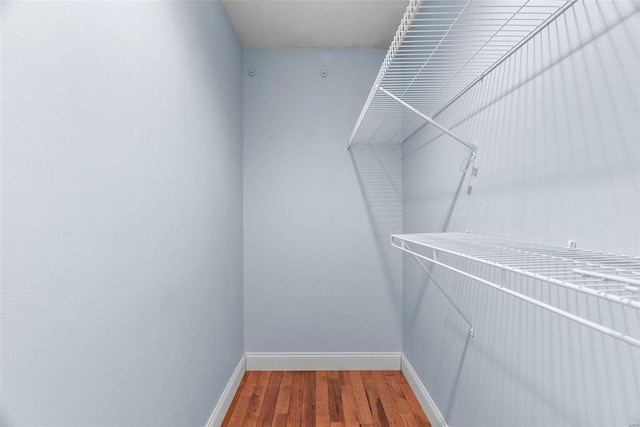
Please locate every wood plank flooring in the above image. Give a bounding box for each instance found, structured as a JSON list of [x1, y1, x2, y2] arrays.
[[221, 370, 431, 427]]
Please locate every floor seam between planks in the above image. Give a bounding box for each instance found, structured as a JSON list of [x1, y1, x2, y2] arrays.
[[221, 370, 431, 427]]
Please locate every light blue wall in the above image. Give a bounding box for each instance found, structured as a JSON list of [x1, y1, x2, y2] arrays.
[[402, 2, 640, 426], [243, 49, 403, 352], [1, 2, 243, 425], [4, 2, 637, 425]]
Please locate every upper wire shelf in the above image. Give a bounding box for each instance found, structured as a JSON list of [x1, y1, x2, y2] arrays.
[[392, 232, 640, 347], [348, 0, 574, 147]]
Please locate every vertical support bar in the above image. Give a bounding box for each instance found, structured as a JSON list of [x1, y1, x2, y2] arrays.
[[500, 269, 507, 288]]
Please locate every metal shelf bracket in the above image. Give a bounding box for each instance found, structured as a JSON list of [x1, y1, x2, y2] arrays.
[[378, 86, 477, 157], [401, 240, 475, 338]]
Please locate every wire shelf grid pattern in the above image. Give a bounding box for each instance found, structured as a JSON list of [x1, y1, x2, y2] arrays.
[[393, 232, 640, 308], [392, 232, 640, 347], [349, 0, 573, 146]]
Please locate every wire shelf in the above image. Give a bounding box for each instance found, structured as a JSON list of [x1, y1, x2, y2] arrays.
[[392, 232, 640, 347], [348, 0, 574, 146]]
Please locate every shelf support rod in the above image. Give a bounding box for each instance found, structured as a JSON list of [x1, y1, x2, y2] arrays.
[[404, 241, 474, 337], [392, 237, 640, 348], [378, 86, 477, 155]]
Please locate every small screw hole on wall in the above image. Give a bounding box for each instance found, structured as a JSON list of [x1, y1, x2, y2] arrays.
[[248, 68, 255, 77], [321, 68, 327, 78]]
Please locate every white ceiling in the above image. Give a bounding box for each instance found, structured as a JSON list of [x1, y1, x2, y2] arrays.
[[221, 0, 409, 49]]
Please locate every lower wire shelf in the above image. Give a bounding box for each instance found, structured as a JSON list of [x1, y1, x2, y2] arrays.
[[392, 232, 640, 348]]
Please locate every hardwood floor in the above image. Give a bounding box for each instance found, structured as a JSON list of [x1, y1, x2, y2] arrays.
[[221, 370, 431, 427]]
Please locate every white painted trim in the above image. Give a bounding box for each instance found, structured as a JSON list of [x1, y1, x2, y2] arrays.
[[401, 354, 448, 427], [206, 354, 246, 427], [206, 352, 445, 427], [245, 352, 402, 371]]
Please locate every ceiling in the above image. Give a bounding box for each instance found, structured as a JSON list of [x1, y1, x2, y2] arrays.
[[221, 0, 409, 49]]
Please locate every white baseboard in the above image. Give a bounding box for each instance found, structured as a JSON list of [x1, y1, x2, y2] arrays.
[[206, 352, 445, 427], [245, 352, 402, 371], [401, 354, 448, 427], [206, 354, 246, 427]]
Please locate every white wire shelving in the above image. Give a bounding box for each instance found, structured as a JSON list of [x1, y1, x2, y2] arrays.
[[348, 0, 575, 150], [392, 232, 640, 348]]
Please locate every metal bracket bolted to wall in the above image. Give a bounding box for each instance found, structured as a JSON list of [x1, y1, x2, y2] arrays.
[[378, 86, 480, 192], [395, 238, 475, 339]]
